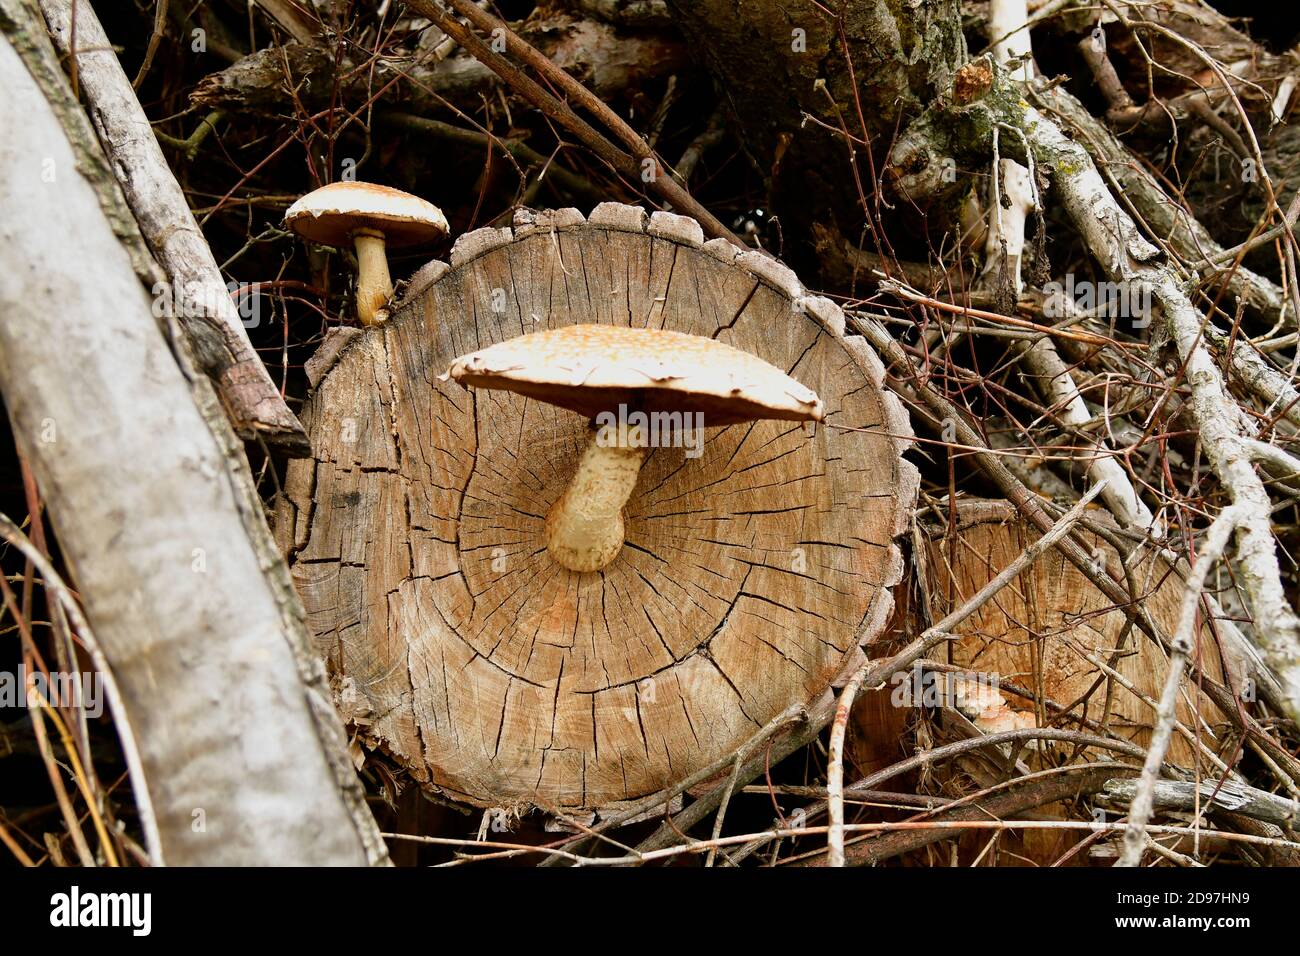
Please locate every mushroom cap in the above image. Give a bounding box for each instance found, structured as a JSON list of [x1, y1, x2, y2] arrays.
[[284, 181, 449, 247], [445, 324, 824, 426]]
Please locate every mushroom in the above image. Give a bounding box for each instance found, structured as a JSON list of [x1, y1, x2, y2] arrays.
[[445, 323, 824, 573], [284, 182, 448, 326]]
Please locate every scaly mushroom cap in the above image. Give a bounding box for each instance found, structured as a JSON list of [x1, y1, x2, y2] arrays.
[[445, 324, 824, 426], [284, 181, 449, 247]]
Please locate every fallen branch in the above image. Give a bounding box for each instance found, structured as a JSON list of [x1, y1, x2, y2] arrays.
[[1118, 505, 1241, 866], [979, 0, 1036, 295], [0, 0, 385, 863], [406, 0, 741, 244], [40, 0, 309, 454], [191, 15, 685, 120], [1039, 80, 1290, 325], [1019, 333, 1155, 530], [817, 764, 1140, 867], [1101, 777, 1300, 828], [1029, 95, 1300, 724]]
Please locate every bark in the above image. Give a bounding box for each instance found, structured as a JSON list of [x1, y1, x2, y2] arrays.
[[190, 13, 685, 117], [41, 0, 310, 454], [663, 0, 966, 245], [1101, 777, 1300, 828], [1072, 2, 1299, 287], [0, 0, 385, 865], [1041, 84, 1288, 323], [561, 0, 671, 28], [1101, 0, 1294, 107]]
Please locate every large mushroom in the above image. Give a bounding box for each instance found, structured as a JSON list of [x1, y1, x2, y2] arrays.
[[284, 181, 448, 326], [445, 323, 824, 572]]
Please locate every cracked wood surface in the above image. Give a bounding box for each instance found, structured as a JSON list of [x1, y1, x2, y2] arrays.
[[279, 204, 915, 810], [922, 501, 1227, 767]]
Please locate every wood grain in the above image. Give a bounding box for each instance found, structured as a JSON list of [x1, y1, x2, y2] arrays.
[[279, 205, 916, 810], [922, 500, 1228, 766]]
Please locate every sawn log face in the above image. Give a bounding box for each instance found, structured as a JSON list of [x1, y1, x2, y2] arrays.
[[279, 206, 915, 810]]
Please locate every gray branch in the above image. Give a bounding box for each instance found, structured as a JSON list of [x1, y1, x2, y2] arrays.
[[0, 0, 385, 865], [39, 0, 309, 454]]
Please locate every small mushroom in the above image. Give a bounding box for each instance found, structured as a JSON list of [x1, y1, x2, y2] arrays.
[[284, 182, 448, 326], [445, 324, 824, 573]]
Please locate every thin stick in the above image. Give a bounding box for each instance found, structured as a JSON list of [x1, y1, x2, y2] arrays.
[[395, 815, 1299, 867], [0, 512, 163, 864], [0, 576, 94, 865], [405, 0, 742, 245], [1118, 506, 1242, 866], [827, 480, 1107, 866], [0, 815, 35, 867]]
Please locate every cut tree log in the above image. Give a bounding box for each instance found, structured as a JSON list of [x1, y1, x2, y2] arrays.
[[276, 203, 917, 812], [848, 498, 1232, 794], [918, 500, 1227, 765], [844, 499, 1233, 866], [0, 0, 384, 865]]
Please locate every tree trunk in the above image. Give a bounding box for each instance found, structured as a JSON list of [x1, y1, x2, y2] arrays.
[[664, 0, 966, 248], [0, 0, 385, 865]]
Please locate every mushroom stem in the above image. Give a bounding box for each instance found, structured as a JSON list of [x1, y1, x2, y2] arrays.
[[546, 423, 648, 572], [352, 228, 392, 326]]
